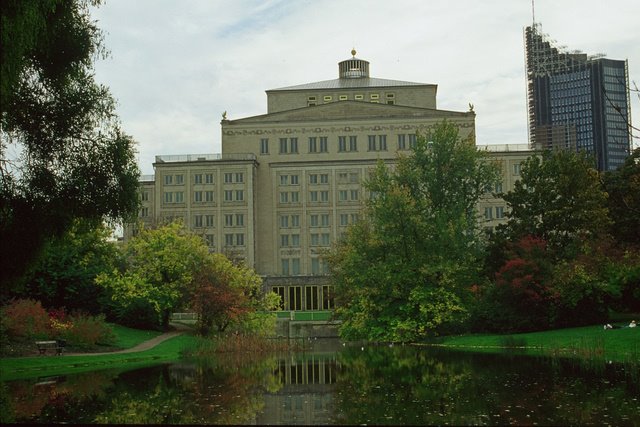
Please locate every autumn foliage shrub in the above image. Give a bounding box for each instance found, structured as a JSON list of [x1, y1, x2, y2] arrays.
[[0, 299, 115, 349], [0, 299, 51, 339], [61, 312, 116, 349], [471, 236, 554, 333]]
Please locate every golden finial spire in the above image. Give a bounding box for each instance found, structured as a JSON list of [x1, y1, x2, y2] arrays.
[[351, 48, 356, 57]]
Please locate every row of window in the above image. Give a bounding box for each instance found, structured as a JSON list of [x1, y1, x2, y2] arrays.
[[260, 134, 418, 155], [279, 190, 361, 204], [307, 92, 394, 106], [276, 257, 331, 278], [483, 206, 506, 220], [279, 172, 360, 186], [164, 190, 245, 204], [195, 233, 245, 247], [280, 213, 359, 228], [272, 285, 334, 311], [279, 232, 331, 247], [164, 172, 244, 186]]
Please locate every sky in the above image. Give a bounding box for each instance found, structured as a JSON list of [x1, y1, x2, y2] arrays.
[[91, 0, 640, 176]]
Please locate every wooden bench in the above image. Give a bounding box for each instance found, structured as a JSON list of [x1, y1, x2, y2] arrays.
[[35, 340, 66, 355]]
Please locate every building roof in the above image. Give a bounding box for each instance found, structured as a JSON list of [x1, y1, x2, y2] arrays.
[[225, 100, 470, 125], [268, 77, 433, 92]]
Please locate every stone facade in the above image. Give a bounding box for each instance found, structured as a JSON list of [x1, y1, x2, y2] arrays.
[[126, 52, 533, 311]]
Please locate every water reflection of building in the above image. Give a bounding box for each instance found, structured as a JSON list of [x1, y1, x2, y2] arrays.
[[256, 355, 340, 425]]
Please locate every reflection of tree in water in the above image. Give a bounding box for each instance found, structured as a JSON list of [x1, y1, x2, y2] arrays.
[[333, 346, 640, 425], [1, 353, 282, 425], [93, 353, 282, 424], [1, 370, 119, 423], [333, 346, 474, 425]]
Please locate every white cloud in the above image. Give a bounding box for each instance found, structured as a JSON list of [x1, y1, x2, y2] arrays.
[[92, 0, 640, 175]]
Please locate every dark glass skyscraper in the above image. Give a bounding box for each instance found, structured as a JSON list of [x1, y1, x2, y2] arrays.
[[525, 24, 631, 171]]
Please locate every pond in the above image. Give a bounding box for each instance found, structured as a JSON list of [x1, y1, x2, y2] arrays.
[[1, 340, 639, 425]]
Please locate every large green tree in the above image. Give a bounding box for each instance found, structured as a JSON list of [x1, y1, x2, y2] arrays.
[[327, 121, 500, 341], [17, 219, 120, 313], [603, 147, 640, 245], [97, 222, 211, 329], [0, 0, 139, 289], [97, 221, 277, 331], [497, 149, 610, 259]]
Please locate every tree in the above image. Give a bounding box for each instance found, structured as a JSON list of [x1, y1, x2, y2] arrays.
[[603, 147, 640, 245], [0, 0, 140, 289], [97, 222, 212, 329], [190, 254, 278, 335], [16, 219, 120, 313], [498, 149, 610, 259], [327, 121, 500, 341], [471, 236, 555, 333]]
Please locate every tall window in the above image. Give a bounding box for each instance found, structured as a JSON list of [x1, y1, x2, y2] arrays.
[[260, 138, 269, 154], [306, 286, 319, 310], [368, 135, 376, 151], [205, 173, 214, 184], [398, 134, 406, 150], [322, 285, 335, 309], [338, 136, 347, 152], [368, 135, 387, 151], [409, 134, 417, 148], [205, 215, 214, 227], [484, 207, 493, 220], [309, 137, 317, 153], [205, 191, 214, 202], [349, 136, 357, 151], [319, 137, 328, 152], [279, 138, 298, 154], [194, 174, 203, 184], [292, 258, 300, 275], [194, 191, 203, 202]]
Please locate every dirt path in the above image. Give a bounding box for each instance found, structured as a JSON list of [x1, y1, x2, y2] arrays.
[[64, 323, 191, 357]]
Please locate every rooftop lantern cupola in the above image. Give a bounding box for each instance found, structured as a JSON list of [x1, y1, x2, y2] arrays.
[[338, 49, 369, 79]]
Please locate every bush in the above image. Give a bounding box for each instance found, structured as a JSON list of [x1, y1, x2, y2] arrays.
[[62, 312, 116, 349], [0, 299, 51, 339], [111, 297, 161, 330]]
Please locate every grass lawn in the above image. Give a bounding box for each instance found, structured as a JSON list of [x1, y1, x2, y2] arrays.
[[110, 324, 164, 349], [0, 334, 197, 382], [0, 323, 198, 382], [425, 324, 639, 363]]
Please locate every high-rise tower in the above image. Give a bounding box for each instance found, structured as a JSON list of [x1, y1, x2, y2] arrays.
[[525, 24, 632, 171]]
